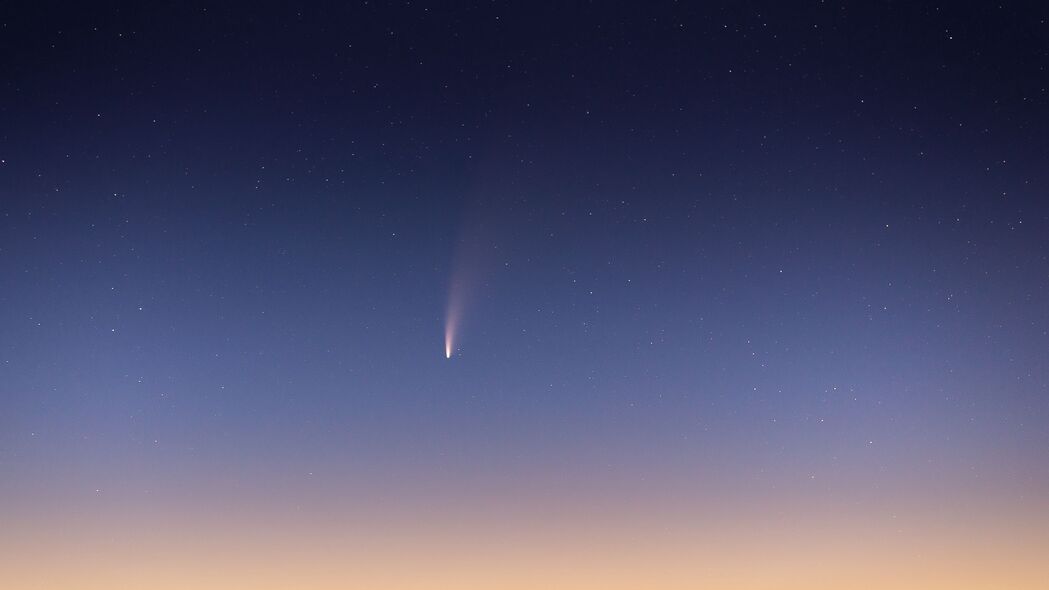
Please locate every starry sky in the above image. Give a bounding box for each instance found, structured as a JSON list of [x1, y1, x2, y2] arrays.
[[2, 2, 1049, 589]]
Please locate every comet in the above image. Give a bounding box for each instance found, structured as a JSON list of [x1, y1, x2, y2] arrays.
[[444, 271, 465, 359], [444, 319, 454, 359], [444, 184, 505, 360], [444, 223, 489, 360]]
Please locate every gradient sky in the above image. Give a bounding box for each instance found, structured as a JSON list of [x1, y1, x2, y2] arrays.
[[2, 2, 1048, 588]]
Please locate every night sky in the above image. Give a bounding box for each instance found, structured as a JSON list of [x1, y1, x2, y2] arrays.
[[2, 3, 1049, 588]]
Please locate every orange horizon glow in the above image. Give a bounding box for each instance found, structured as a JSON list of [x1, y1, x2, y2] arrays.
[[3, 498, 1046, 589], [3, 464, 1047, 589]]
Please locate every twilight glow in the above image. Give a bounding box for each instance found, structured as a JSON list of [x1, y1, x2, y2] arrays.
[[3, 3, 1049, 589]]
